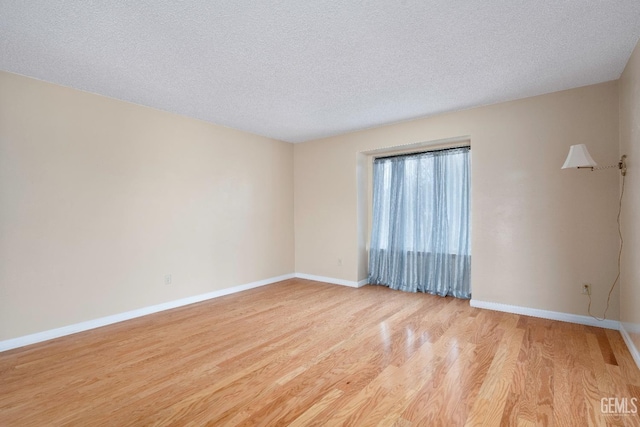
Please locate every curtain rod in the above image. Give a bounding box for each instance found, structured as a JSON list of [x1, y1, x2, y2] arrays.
[[374, 144, 470, 161]]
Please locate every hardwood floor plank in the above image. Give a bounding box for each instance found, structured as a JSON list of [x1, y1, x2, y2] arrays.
[[288, 388, 343, 427], [0, 279, 639, 426], [464, 326, 525, 426], [595, 328, 619, 366], [606, 330, 640, 387]]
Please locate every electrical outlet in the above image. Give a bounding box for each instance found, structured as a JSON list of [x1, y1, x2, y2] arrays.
[[164, 274, 172, 285], [582, 283, 591, 295]]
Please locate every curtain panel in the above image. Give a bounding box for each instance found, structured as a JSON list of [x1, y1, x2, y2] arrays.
[[368, 146, 471, 298]]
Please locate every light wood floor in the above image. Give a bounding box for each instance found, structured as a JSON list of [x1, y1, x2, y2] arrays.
[[1, 279, 639, 426]]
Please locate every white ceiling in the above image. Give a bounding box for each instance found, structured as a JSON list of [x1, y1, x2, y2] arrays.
[[1, 1, 639, 143]]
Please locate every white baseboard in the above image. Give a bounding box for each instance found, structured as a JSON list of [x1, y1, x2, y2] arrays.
[[294, 273, 367, 288], [470, 299, 620, 330], [0, 273, 295, 352], [620, 322, 640, 370], [7, 277, 631, 363]]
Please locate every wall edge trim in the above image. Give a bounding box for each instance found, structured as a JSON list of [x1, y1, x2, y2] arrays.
[[470, 299, 620, 330], [0, 273, 295, 352], [620, 322, 640, 370], [295, 273, 367, 288], [357, 278, 369, 287]]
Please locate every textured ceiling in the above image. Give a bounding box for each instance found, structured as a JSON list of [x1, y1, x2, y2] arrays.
[[1, 1, 640, 143]]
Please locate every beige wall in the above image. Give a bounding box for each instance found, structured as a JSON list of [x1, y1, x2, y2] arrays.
[[0, 71, 294, 341], [295, 82, 621, 318], [1, 61, 630, 342], [619, 40, 640, 354]]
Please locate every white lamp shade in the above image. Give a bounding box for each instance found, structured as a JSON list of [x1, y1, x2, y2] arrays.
[[562, 144, 598, 169]]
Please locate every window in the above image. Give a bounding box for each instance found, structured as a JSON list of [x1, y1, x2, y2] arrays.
[[368, 146, 471, 298]]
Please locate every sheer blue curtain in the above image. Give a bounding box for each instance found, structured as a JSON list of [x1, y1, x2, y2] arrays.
[[368, 146, 471, 298]]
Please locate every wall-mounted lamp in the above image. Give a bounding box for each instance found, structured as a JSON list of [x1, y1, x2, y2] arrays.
[[561, 143, 627, 321], [562, 143, 627, 176]]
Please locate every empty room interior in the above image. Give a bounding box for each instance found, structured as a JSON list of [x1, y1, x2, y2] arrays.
[[2, 1, 640, 425]]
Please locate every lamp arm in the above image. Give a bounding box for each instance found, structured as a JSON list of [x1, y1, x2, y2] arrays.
[[577, 155, 627, 176]]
